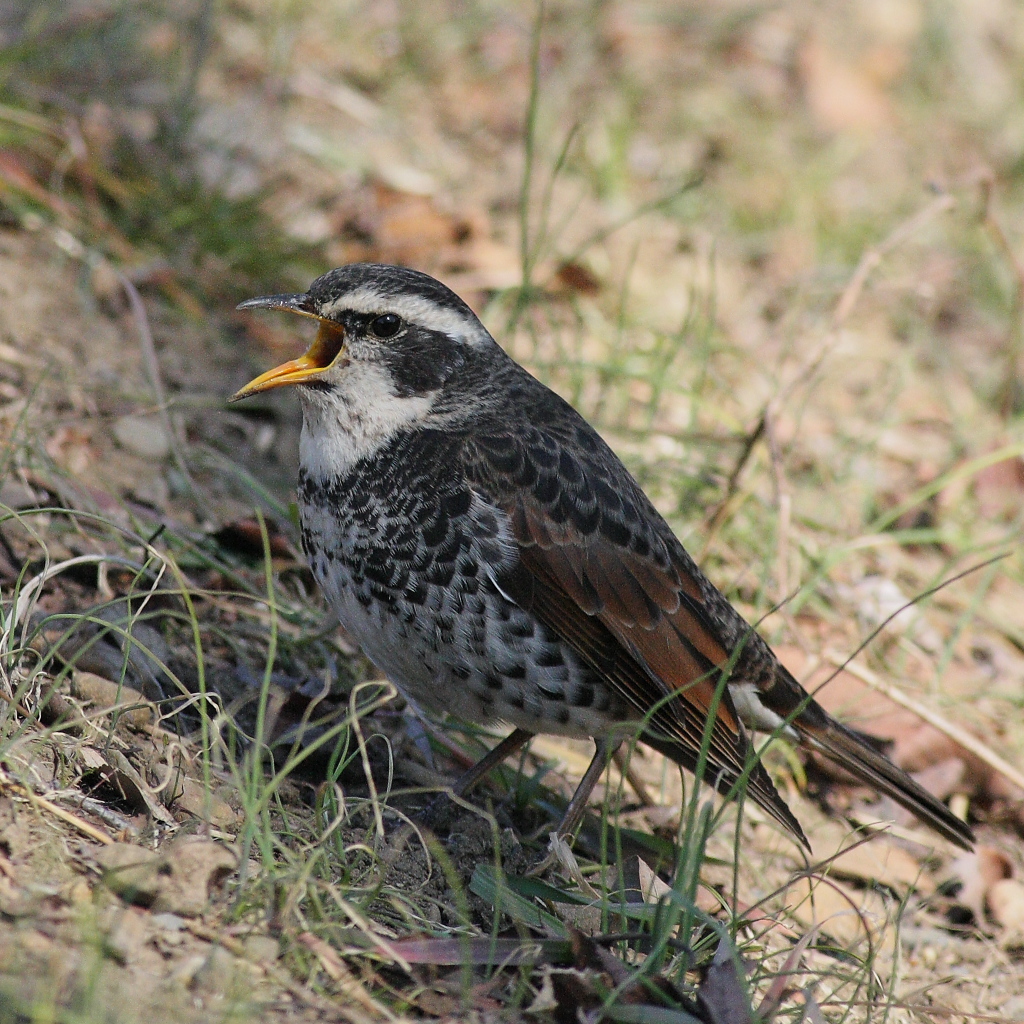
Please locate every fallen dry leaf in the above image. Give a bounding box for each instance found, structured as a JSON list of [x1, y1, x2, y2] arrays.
[[776, 645, 996, 802], [166, 776, 239, 830], [784, 874, 895, 954], [212, 517, 296, 560], [553, 260, 602, 295], [697, 941, 754, 1024], [797, 34, 891, 133], [830, 840, 935, 895], [71, 671, 153, 730], [974, 453, 1024, 520]]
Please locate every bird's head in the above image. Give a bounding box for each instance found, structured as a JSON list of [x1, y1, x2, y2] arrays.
[[230, 264, 504, 432]]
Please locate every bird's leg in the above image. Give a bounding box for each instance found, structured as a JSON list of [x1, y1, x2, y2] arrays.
[[553, 736, 618, 839], [612, 745, 654, 807], [450, 727, 535, 797], [528, 736, 619, 882], [416, 728, 534, 829]]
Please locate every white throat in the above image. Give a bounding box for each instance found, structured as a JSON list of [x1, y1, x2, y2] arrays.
[[298, 361, 433, 480]]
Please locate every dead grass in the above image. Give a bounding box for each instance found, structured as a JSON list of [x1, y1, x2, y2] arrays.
[[2, 1, 1024, 1021]]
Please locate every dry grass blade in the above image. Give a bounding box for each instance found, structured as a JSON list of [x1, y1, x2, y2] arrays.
[[296, 932, 396, 1023], [386, 934, 571, 966], [116, 270, 200, 501], [755, 924, 823, 1020], [0, 767, 114, 845]]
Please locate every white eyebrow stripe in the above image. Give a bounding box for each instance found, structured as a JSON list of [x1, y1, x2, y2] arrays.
[[318, 287, 488, 345]]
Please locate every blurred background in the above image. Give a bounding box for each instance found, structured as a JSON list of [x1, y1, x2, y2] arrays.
[[2, 0, 1024, 1019]]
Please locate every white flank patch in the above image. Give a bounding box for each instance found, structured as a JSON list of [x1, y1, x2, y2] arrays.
[[729, 682, 797, 737]]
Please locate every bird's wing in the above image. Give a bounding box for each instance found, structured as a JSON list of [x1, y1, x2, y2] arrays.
[[464, 424, 807, 846]]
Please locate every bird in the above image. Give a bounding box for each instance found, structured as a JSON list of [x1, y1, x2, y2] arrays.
[[230, 263, 974, 852]]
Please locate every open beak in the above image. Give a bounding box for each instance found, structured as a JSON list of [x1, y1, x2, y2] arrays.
[[230, 293, 346, 402]]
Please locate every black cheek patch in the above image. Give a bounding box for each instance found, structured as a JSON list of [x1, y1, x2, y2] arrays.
[[381, 328, 466, 397]]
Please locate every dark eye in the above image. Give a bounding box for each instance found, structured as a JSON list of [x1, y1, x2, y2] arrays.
[[370, 313, 402, 338]]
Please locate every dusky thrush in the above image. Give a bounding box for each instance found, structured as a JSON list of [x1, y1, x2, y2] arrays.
[[231, 263, 974, 852]]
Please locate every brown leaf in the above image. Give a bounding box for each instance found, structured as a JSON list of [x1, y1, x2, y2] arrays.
[[71, 671, 152, 730], [554, 261, 602, 295], [974, 455, 1024, 519], [697, 941, 754, 1024], [797, 35, 891, 134], [829, 839, 935, 895], [784, 874, 895, 954], [776, 645, 989, 797], [166, 776, 239, 830], [213, 518, 296, 560]]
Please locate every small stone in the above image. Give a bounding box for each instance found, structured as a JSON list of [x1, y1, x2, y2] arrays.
[[89, 258, 121, 303], [65, 879, 93, 907], [97, 839, 236, 916], [105, 906, 150, 964], [243, 934, 280, 965], [97, 844, 162, 906], [154, 839, 237, 916], [112, 415, 171, 459], [152, 912, 185, 932], [169, 776, 238, 830], [190, 945, 238, 996], [0, 480, 40, 509]]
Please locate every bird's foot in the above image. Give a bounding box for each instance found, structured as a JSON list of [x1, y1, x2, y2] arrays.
[[526, 831, 600, 896]]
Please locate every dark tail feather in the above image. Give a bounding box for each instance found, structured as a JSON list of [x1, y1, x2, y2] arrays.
[[642, 731, 811, 851], [797, 718, 975, 851]]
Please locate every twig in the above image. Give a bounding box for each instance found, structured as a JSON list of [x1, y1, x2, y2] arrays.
[[822, 650, 1024, 795], [764, 411, 795, 628], [58, 791, 139, 837], [0, 769, 113, 845], [703, 414, 765, 539], [297, 931, 396, 1022], [709, 191, 958, 541], [977, 170, 1024, 418], [774, 189, 957, 413], [116, 271, 201, 501]]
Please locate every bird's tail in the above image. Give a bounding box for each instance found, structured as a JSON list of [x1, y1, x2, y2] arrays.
[[641, 730, 811, 850], [792, 709, 975, 850]]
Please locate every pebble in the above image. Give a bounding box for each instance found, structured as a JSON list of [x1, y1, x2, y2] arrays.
[[1002, 995, 1024, 1020], [152, 912, 185, 932], [190, 945, 238, 995], [0, 480, 40, 509], [112, 415, 171, 459], [243, 935, 280, 965]]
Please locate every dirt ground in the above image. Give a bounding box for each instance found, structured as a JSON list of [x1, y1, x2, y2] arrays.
[[3, 1, 1024, 1021]]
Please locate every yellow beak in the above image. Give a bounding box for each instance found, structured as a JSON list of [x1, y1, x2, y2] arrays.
[[229, 293, 346, 402]]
